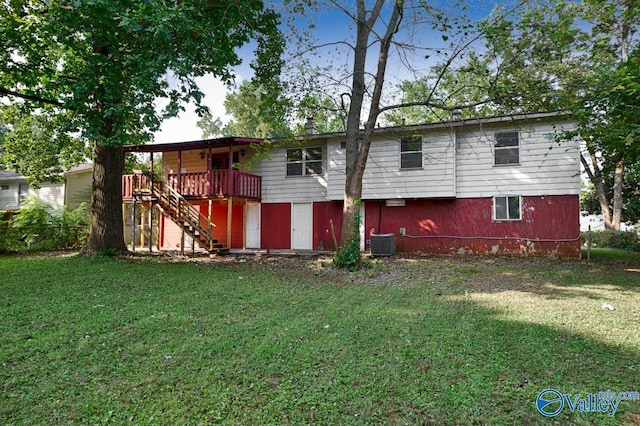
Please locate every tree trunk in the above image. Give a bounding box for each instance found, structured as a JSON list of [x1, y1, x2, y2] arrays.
[[610, 159, 624, 230], [340, 0, 401, 247], [83, 141, 128, 254]]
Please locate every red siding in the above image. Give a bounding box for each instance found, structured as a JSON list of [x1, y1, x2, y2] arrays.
[[261, 203, 291, 249], [313, 201, 344, 251], [208, 204, 244, 248], [363, 195, 580, 257]]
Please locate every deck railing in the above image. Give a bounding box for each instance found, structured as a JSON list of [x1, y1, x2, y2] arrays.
[[123, 169, 261, 200]]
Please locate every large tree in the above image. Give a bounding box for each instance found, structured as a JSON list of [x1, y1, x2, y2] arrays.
[[0, 0, 283, 253], [279, 1, 487, 252]]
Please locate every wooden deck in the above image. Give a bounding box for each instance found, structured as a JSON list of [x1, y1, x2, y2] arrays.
[[123, 170, 261, 201]]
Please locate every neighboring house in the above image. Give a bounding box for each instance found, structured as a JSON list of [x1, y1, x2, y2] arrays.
[[580, 211, 636, 233], [63, 164, 93, 211], [0, 165, 93, 212], [122, 112, 582, 257]]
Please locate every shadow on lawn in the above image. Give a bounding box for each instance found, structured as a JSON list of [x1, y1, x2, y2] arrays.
[[354, 289, 640, 425]]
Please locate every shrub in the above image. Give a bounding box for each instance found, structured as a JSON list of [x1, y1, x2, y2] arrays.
[[2, 198, 90, 252], [584, 229, 640, 252]]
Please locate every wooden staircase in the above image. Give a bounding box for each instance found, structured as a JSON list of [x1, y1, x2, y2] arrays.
[[149, 180, 228, 255]]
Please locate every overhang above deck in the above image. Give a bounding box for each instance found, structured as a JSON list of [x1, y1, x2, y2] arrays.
[[123, 137, 267, 153]]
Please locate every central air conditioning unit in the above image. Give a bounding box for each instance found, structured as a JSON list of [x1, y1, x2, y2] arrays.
[[370, 233, 395, 257]]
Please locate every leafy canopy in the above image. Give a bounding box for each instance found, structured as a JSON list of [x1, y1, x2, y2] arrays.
[[0, 0, 284, 149]]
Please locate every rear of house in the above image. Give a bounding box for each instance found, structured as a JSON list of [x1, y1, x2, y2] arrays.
[[123, 112, 581, 257]]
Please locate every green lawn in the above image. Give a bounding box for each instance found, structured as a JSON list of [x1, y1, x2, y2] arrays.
[[1, 252, 639, 425]]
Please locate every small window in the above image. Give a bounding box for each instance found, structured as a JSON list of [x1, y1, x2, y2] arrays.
[[400, 136, 422, 169], [494, 131, 519, 165], [0, 184, 9, 190], [494, 196, 521, 221], [286, 147, 323, 176], [19, 183, 30, 203]]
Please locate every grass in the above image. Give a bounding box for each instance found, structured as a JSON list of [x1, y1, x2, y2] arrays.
[[1, 252, 639, 425], [583, 246, 640, 261]]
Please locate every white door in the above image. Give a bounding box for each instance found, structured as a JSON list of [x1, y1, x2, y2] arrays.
[[292, 203, 312, 250], [246, 203, 261, 249]]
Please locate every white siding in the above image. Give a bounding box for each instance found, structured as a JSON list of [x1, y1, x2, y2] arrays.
[[0, 184, 19, 210], [30, 183, 65, 210], [64, 169, 93, 211], [327, 131, 456, 200], [257, 142, 329, 203], [455, 121, 580, 198], [0, 182, 64, 211], [253, 116, 580, 203]]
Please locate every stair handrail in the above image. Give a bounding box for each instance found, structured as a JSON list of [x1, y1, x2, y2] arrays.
[[152, 180, 216, 250]]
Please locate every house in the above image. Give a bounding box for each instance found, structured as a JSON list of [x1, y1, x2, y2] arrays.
[[122, 112, 582, 257], [0, 165, 93, 212]]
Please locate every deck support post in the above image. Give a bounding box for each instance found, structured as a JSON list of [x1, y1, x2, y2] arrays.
[[131, 201, 136, 252], [243, 201, 247, 250], [227, 198, 233, 250], [140, 205, 146, 248], [148, 205, 153, 253]]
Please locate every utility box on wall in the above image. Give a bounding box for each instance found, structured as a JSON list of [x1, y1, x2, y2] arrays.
[[370, 233, 395, 256]]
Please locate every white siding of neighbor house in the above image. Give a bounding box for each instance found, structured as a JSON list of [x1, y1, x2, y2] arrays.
[[256, 141, 329, 203], [30, 183, 65, 210], [327, 131, 456, 200], [455, 121, 580, 198], [0, 183, 19, 210], [0, 182, 64, 211], [64, 169, 93, 211]]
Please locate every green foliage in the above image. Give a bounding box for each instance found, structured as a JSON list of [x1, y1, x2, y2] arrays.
[[198, 79, 293, 139], [585, 230, 640, 252], [386, 54, 502, 125], [580, 162, 640, 225], [0, 197, 89, 252], [334, 201, 362, 271], [0, 105, 88, 186]]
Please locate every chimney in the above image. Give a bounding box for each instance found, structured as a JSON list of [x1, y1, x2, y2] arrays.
[[304, 117, 317, 135]]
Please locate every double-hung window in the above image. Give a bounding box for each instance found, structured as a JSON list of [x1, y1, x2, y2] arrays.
[[400, 136, 422, 169], [494, 131, 519, 165], [494, 196, 521, 221], [286, 147, 323, 176]]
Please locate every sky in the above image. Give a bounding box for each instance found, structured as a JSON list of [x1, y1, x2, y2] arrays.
[[152, 1, 504, 144]]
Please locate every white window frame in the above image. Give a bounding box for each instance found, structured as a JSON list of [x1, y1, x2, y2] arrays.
[[493, 195, 522, 221], [286, 146, 323, 177], [494, 131, 519, 165], [400, 136, 423, 169]]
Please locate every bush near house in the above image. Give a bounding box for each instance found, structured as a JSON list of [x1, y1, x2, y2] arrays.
[[583, 229, 640, 252], [0, 197, 89, 252]]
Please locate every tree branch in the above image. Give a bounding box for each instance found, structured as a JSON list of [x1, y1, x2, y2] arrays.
[[0, 87, 65, 108]]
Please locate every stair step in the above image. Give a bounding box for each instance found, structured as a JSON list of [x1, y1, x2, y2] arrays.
[[208, 247, 229, 256]]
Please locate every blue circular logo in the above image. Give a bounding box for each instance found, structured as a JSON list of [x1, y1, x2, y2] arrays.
[[537, 389, 564, 417]]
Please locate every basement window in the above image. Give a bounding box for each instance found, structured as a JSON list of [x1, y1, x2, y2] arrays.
[[494, 131, 519, 165], [400, 136, 422, 169], [494, 196, 521, 221]]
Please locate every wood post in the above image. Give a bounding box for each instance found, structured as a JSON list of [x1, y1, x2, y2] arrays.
[[227, 198, 233, 249], [131, 202, 136, 252]]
